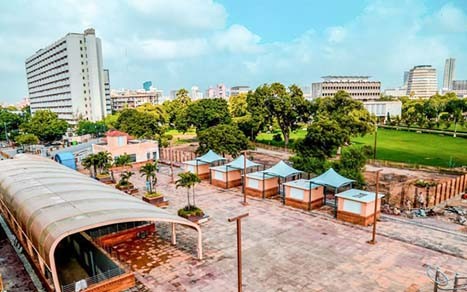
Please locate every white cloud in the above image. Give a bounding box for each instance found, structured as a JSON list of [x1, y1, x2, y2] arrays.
[[433, 3, 467, 33], [212, 24, 262, 54], [326, 26, 347, 43]]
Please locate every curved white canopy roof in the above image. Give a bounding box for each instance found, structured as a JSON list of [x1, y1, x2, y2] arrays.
[[0, 155, 202, 270]]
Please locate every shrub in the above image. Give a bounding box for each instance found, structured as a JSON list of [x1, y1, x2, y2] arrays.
[[178, 205, 204, 217], [272, 133, 282, 142], [144, 192, 163, 198]]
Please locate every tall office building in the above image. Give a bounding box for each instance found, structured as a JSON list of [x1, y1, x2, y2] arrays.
[[25, 28, 109, 123], [403, 71, 409, 87], [311, 76, 381, 100], [103, 69, 111, 114], [443, 58, 456, 90], [406, 65, 438, 98], [190, 86, 203, 100]]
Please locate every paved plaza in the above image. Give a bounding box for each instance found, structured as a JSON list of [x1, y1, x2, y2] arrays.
[[117, 167, 467, 292]]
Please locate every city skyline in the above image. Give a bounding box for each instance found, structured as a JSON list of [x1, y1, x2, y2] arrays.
[[1, 0, 467, 103]]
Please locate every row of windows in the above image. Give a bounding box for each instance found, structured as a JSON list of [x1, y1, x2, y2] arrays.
[[26, 49, 67, 74], [26, 40, 66, 67], [28, 70, 69, 88], [29, 90, 72, 100], [28, 76, 69, 91], [322, 92, 380, 96], [29, 83, 70, 95], [322, 86, 380, 90], [30, 96, 72, 104], [27, 59, 68, 81]]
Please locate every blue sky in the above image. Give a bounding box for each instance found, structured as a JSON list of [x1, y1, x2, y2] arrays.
[[1, 0, 467, 103]]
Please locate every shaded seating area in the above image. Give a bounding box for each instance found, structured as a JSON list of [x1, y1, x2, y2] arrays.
[[210, 155, 262, 189], [245, 161, 303, 199], [335, 189, 384, 226], [283, 179, 324, 210], [183, 150, 226, 180]]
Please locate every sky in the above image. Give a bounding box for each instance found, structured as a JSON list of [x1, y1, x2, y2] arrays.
[[1, 0, 467, 103]]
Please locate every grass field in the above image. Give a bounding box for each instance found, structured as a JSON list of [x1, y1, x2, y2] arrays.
[[256, 128, 467, 168]]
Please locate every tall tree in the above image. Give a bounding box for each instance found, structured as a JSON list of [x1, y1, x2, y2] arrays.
[[76, 120, 107, 136], [0, 108, 22, 141], [263, 83, 309, 147], [140, 161, 159, 194], [20, 110, 68, 143], [197, 124, 249, 157], [184, 98, 231, 132], [162, 88, 192, 129], [115, 107, 166, 138]]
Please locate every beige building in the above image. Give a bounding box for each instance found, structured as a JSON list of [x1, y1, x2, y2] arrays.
[[312, 76, 381, 100], [92, 130, 159, 163], [406, 65, 438, 98], [110, 89, 162, 111]]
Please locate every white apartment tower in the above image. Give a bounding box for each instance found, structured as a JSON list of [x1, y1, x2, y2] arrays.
[[25, 28, 109, 123], [406, 65, 438, 98], [443, 58, 456, 90], [311, 76, 381, 100]]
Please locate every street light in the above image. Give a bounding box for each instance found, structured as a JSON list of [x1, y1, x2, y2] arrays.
[[228, 213, 249, 292], [368, 169, 382, 244], [241, 150, 248, 206]]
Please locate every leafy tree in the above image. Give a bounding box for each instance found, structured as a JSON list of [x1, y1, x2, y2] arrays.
[[118, 170, 134, 187], [162, 88, 192, 129], [197, 124, 249, 157], [103, 112, 120, 129], [175, 171, 201, 209], [246, 85, 270, 139], [262, 83, 309, 147], [76, 120, 107, 136], [82, 154, 99, 177], [332, 146, 371, 187], [312, 91, 374, 142], [140, 161, 159, 194], [82, 151, 113, 177], [184, 98, 231, 132], [229, 93, 248, 117], [20, 110, 68, 143], [294, 117, 347, 160], [15, 133, 39, 146], [115, 107, 166, 138], [0, 108, 22, 141]]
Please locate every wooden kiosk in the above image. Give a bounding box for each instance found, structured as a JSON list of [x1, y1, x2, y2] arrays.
[[283, 179, 324, 210], [210, 155, 261, 189], [335, 189, 384, 226], [182, 150, 226, 180]]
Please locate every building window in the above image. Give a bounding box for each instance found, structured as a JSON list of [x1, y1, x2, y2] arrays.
[[80, 40, 82, 44], [129, 154, 137, 163]]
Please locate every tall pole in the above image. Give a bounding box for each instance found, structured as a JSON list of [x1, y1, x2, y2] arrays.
[[368, 169, 382, 244], [228, 213, 249, 292], [241, 150, 248, 205], [170, 142, 174, 183], [3, 122, 8, 145], [373, 121, 378, 161]]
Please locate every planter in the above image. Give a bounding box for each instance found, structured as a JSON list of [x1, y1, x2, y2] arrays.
[[142, 195, 169, 208], [186, 214, 210, 224], [178, 207, 209, 224], [97, 174, 114, 184]]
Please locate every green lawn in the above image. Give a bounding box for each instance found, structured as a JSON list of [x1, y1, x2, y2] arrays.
[[352, 129, 467, 168], [256, 128, 467, 168]]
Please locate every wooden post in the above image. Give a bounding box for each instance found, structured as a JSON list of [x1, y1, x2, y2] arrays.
[[368, 169, 382, 245], [434, 184, 438, 205], [242, 151, 248, 206], [228, 213, 249, 292]]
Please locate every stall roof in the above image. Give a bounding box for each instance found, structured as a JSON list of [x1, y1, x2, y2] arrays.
[[246, 171, 276, 180], [310, 168, 354, 189], [210, 155, 260, 172], [197, 150, 226, 164], [282, 179, 320, 190], [264, 160, 303, 178], [335, 189, 384, 203]]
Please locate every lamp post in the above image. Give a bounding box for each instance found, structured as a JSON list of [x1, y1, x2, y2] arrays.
[[241, 150, 248, 206], [228, 213, 249, 292], [373, 121, 378, 161], [368, 169, 382, 245]]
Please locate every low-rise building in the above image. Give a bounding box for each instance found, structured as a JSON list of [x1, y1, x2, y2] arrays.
[[92, 130, 159, 163], [230, 86, 250, 97], [451, 80, 467, 98], [383, 87, 407, 98], [363, 100, 402, 120], [110, 89, 162, 111], [312, 76, 381, 100]]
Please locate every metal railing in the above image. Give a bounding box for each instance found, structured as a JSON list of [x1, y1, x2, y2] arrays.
[[61, 267, 126, 292], [426, 265, 467, 291]]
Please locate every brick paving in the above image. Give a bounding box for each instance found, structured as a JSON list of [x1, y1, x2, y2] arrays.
[[119, 166, 467, 291]]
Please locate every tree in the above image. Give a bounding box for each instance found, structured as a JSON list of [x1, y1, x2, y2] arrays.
[[76, 120, 107, 136], [184, 98, 231, 132], [246, 85, 270, 139], [113, 153, 132, 167], [162, 88, 192, 129], [15, 133, 39, 146], [313, 91, 374, 142], [229, 93, 248, 118], [103, 112, 120, 129], [82, 154, 99, 177], [20, 110, 68, 143], [294, 117, 347, 160], [140, 161, 159, 194], [115, 107, 166, 138], [263, 83, 309, 147], [0, 108, 22, 141], [332, 146, 371, 187], [118, 170, 134, 187], [95, 151, 113, 174], [197, 124, 249, 157], [175, 171, 201, 209]]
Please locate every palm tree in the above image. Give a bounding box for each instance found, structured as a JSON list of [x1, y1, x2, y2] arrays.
[[119, 170, 134, 187], [82, 153, 99, 177], [176, 172, 192, 208], [187, 172, 201, 207], [140, 161, 158, 193], [96, 151, 113, 174], [114, 153, 132, 167]]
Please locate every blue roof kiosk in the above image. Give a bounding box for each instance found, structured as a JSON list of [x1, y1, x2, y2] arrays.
[[54, 152, 77, 170]]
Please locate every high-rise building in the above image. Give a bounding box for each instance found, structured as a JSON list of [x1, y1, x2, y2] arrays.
[[300, 85, 312, 100], [230, 86, 250, 97], [190, 86, 203, 100], [205, 84, 228, 98], [311, 76, 381, 100], [25, 28, 109, 123], [452, 80, 467, 97], [443, 58, 456, 90], [406, 65, 438, 98], [403, 71, 409, 87], [103, 69, 111, 115]]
